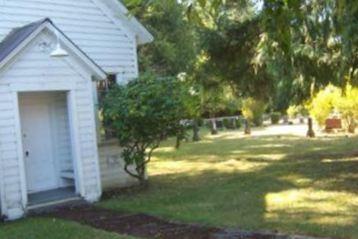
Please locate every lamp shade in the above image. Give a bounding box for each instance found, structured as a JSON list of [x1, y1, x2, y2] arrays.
[[50, 43, 68, 58]]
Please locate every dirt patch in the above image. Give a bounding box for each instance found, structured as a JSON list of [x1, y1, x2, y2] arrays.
[[46, 206, 218, 239], [43, 205, 332, 239], [101, 185, 148, 200]]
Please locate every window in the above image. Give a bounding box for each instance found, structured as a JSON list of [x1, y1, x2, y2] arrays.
[[96, 74, 117, 141]]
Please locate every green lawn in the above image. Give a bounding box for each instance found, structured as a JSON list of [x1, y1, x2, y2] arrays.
[[1, 129, 357, 239], [0, 218, 134, 239], [100, 129, 358, 239]]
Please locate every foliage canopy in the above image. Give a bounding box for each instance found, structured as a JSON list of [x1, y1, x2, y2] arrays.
[[124, 0, 198, 77], [123, 0, 358, 118]]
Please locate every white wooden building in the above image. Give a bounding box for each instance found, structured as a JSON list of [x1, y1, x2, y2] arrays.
[[0, 0, 152, 220]]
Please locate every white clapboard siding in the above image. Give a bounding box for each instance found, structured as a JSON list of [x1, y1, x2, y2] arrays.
[[0, 31, 101, 217], [98, 142, 138, 190], [0, 0, 139, 79]]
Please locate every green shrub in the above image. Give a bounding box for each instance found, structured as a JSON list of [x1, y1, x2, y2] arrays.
[[102, 74, 187, 184], [242, 98, 267, 126], [336, 84, 358, 133], [287, 105, 308, 118], [307, 84, 358, 131], [197, 118, 204, 127], [216, 120, 224, 129], [223, 118, 230, 129], [223, 118, 237, 129], [307, 85, 341, 126], [271, 112, 281, 124], [205, 120, 212, 129], [235, 118, 242, 129]]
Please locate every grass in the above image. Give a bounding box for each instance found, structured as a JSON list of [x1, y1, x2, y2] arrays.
[[100, 128, 358, 239], [0, 218, 135, 239]]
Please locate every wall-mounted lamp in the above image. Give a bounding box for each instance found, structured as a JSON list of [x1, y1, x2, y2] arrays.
[[50, 29, 68, 58]]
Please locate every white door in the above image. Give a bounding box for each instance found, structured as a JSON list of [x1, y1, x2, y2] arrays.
[[20, 101, 58, 193]]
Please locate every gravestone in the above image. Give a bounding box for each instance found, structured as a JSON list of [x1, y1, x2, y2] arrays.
[[307, 117, 315, 138]]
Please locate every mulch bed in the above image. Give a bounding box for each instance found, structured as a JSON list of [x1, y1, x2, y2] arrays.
[[46, 205, 217, 239], [42, 205, 331, 239]]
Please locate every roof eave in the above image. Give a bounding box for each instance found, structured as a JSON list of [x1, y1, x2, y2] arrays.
[[100, 0, 154, 45]]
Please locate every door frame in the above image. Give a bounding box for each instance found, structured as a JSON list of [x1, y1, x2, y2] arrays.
[[14, 88, 84, 208]]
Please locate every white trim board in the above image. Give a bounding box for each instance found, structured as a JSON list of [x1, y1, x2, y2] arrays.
[[13, 93, 28, 210]]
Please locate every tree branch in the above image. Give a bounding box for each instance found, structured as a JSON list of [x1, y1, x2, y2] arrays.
[[124, 163, 141, 180]]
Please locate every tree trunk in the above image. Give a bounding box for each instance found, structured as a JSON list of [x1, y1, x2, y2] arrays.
[[244, 119, 251, 135], [283, 115, 289, 124], [175, 135, 181, 149], [232, 118, 237, 129], [137, 164, 149, 187], [192, 119, 201, 141], [125, 162, 148, 187], [348, 122, 356, 134], [211, 119, 218, 135], [307, 117, 315, 137], [138, 177, 149, 188]]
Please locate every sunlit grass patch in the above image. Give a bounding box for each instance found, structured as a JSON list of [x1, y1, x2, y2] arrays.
[[100, 128, 358, 239], [266, 189, 358, 223], [265, 188, 358, 237]]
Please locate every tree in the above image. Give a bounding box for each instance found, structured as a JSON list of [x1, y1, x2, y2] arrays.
[[123, 0, 203, 142], [102, 74, 187, 184], [261, 0, 358, 87], [307, 85, 341, 127], [124, 0, 358, 123], [124, 0, 198, 77], [198, 2, 274, 101], [182, 82, 202, 141], [126, 0, 358, 85], [193, 0, 357, 107], [242, 97, 267, 132], [174, 77, 202, 147]]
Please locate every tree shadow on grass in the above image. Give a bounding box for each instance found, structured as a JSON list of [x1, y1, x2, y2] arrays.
[[104, 135, 358, 238], [155, 135, 358, 162], [150, 157, 357, 237], [153, 135, 358, 195]]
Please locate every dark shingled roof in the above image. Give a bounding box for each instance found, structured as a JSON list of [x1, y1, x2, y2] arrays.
[[0, 18, 51, 64], [0, 18, 106, 78]]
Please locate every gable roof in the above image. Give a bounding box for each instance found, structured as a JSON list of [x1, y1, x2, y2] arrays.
[[97, 0, 154, 45], [0, 18, 107, 80], [0, 19, 45, 64]]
